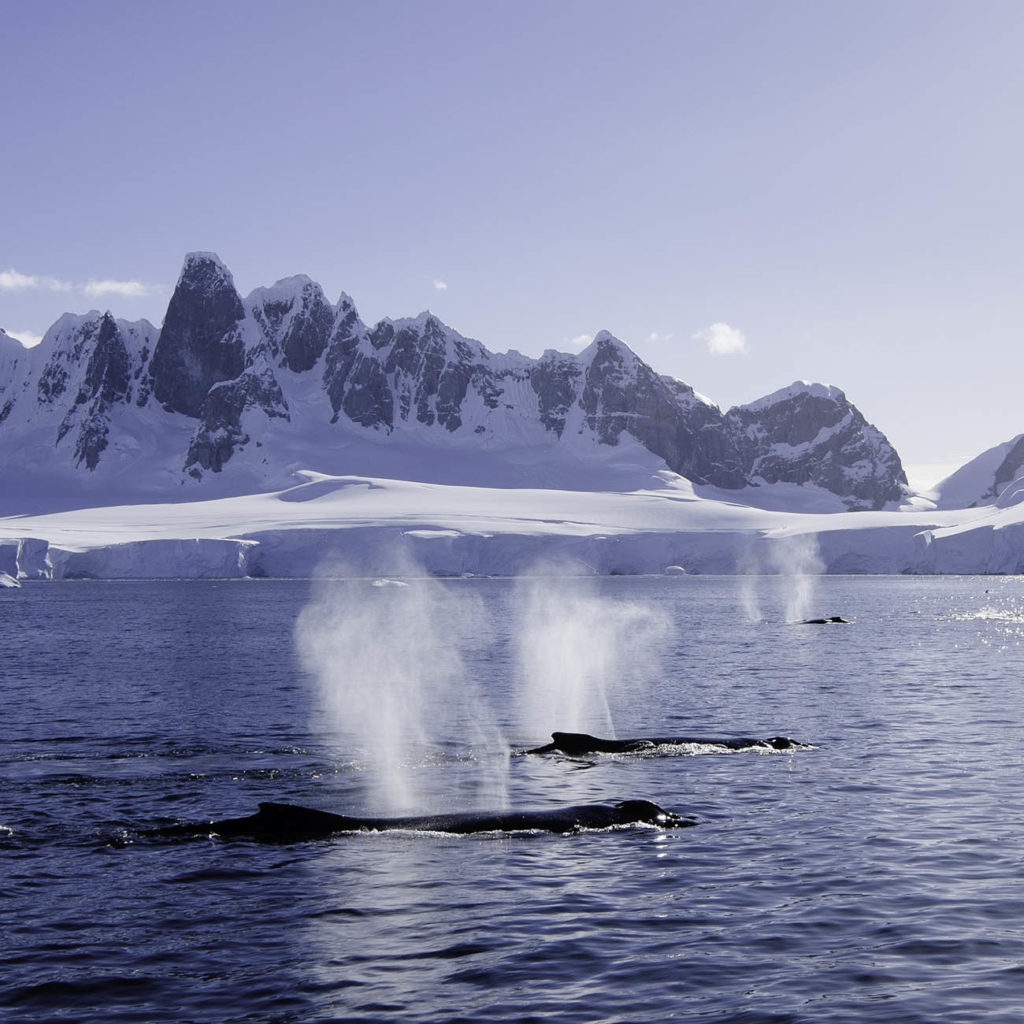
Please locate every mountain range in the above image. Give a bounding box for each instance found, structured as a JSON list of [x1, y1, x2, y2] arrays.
[[0, 250, 970, 515]]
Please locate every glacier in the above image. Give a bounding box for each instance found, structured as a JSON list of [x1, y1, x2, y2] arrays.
[[0, 468, 1020, 581]]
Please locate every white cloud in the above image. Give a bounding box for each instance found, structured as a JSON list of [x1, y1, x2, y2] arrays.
[[694, 321, 748, 356], [83, 279, 163, 298], [0, 269, 37, 291], [432, 279, 448, 291], [0, 268, 72, 292], [6, 329, 44, 348], [0, 267, 162, 299], [647, 331, 674, 343]]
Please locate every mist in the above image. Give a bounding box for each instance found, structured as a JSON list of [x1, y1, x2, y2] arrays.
[[294, 562, 508, 814], [513, 567, 671, 740]]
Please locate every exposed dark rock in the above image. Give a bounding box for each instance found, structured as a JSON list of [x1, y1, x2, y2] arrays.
[[250, 277, 335, 373], [324, 313, 491, 434], [64, 313, 133, 469], [185, 370, 289, 473], [81, 313, 132, 407], [531, 352, 582, 437], [577, 334, 747, 488], [379, 316, 481, 431], [73, 414, 111, 470], [726, 384, 907, 510], [38, 315, 99, 406], [150, 253, 246, 417], [44, 313, 143, 470], [38, 361, 70, 404], [322, 298, 384, 427]]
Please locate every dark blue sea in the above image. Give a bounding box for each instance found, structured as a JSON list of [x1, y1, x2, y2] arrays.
[[4, 575, 1024, 1023]]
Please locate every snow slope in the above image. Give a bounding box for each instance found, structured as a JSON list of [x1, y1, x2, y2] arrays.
[[0, 468, 1008, 580], [931, 435, 1024, 510]]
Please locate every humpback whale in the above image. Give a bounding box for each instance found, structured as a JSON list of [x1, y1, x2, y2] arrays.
[[148, 799, 695, 841], [801, 616, 851, 624], [526, 731, 811, 756]]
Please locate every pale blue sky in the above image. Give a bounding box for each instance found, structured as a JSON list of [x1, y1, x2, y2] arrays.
[[4, 0, 1024, 485]]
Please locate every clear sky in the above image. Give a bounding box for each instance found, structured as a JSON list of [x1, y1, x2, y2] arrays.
[[4, 0, 1023, 488]]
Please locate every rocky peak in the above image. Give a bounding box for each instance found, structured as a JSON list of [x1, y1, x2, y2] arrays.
[[81, 312, 132, 407], [734, 381, 850, 443], [149, 252, 246, 417], [579, 332, 646, 441], [35, 313, 103, 405], [727, 381, 907, 509], [580, 330, 638, 366], [373, 315, 488, 431], [322, 299, 375, 426], [600, 336, 746, 486], [247, 276, 335, 373], [178, 251, 236, 294], [15, 311, 157, 471], [59, 311, 134, 470]]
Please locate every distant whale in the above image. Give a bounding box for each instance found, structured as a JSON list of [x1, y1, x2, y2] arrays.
[[801, 616, 851, 624], [526, 731, 811, 756], [147, 799, 695, 841]]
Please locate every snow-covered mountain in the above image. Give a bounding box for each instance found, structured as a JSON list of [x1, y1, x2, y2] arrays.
[[930, 435, 1024, 510], [0, 252, 909, 514], [727, 381, 907, 511]]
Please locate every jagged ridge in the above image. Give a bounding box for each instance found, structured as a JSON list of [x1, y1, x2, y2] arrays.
[[0, 252, 909, 512]]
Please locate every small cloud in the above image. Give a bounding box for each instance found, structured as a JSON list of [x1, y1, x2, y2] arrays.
[[694, 321, 748, 356], [647, 331, 674, 343], [0, 268, 72, 292], [432, 279, 448, 291], [83, 279, 163, 298], [6, 328, 43, 347]]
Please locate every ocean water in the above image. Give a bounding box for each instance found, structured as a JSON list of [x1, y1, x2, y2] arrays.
[[4, 574, 1024, 1023]]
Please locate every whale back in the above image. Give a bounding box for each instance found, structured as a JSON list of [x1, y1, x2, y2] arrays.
[[548, 731, 635, 754]]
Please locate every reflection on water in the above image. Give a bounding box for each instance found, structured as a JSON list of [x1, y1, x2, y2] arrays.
[[4, 575, 1024, 1023], [947, 590, 1024, 647]]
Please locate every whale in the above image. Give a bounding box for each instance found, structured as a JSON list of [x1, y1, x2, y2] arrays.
[[147, 799, 696, 841], [526, 731, 811, 756], [801, 616, 851, 624]]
